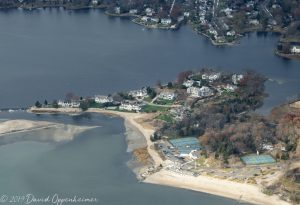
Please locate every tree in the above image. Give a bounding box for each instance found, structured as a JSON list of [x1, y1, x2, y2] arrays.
[[79, 101, 89, 111], [35, 101, 42, 108], [52, 100, 59, 109], [44, 100, 48, 106]]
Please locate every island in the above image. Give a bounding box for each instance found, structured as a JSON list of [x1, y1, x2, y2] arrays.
[[28, 69, 300, 205], [1, 0, 300, 59]]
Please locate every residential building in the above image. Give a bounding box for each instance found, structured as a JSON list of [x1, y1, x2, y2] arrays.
[[291, 45, 300, 54], [202, 72, 221, 82], [94, 95, 113, 104], [129, 88, 148, 98], [183, 80, 194, 88], [187, 86, 214, 98], [129, 9, 138, 14], [232, 74, 244, 85], [119, 101, 141, 112], [58, 100, 80, 108], [159, 91, 176, 100], [114, 7, 120, 14], [161, 18, 172, 25]]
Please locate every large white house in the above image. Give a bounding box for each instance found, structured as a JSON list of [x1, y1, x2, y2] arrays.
[[119, 101, 141, 112], [159, 91, 176, 100], [183, 80, 201, 88], [291, 46, 300, 54], [94, 95, 113, 104], [129, 88, 148, 98], [161, 18, 172, 25], [187, 86, 214, 98], [58, 100, 80, 108], [232, 74, 244, 85], [202, 72, 221, 82]]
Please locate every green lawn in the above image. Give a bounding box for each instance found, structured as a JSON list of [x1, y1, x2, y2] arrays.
[[141, 105, 170, 113], [155, 114, 174, 123], [154, 99, 174, 105]]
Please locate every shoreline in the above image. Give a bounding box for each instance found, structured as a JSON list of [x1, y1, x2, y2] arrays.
[[28, 107, 292, 205]]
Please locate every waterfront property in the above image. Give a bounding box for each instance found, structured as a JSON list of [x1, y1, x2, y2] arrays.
[[291, 45, 300, 54], [241, 154, 276, 165], [158, 91, 176, 101], [94, 95, 113, 104], [169, 137, 202, 158], [187, 86, 214, 98]]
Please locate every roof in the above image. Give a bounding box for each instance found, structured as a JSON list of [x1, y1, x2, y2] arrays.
[[241, 154, 276, 165], [169, 137, 202, 155]]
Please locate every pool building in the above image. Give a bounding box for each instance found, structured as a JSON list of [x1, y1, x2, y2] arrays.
[[241, 154, 276, 165], [169, 137, 202, 159]]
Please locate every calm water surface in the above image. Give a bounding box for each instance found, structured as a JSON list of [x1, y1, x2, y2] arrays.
[[0, 9, 299, 112]]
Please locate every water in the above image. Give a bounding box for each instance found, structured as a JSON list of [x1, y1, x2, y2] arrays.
[[0, 112, 241, 205], [0, 8, 297, 205], [0, 9, 299, 113]]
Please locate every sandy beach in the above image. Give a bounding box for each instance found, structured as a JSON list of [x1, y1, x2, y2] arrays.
[[0, 118, 98, 143], [28, 107, 293, 205]]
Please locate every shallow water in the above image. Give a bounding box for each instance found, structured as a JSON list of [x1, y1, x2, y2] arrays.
[[0, 112, 248, 205]]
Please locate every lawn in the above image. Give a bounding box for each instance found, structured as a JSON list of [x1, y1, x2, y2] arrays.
[[155, 114, 174, 123], [141, 104, 170, 113]]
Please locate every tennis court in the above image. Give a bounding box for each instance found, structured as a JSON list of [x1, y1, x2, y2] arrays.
[[241, 154, 276, 165]]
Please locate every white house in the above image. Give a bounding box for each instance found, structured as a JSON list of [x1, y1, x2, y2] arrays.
[[183, 80, 194, 88], [91, 0, 98, 5], [150, 18, 159, 23], [129, 9, 138, 14], [187, 86, 201, 97], [94, 95, 113, 104], [232, 74, 244, 85], [262, 144, 274, 151], [114, 7, 121, 14], [291, 46, 300, 54], [159, 91, 176, 100], [119, 101, 141, 112], [224, 84, 238, 92], [58, 100, 80, 108], [183, 12, 190, 17], [187, 86, 214, 98], [145, 8, 153, 16], [129, 88, 148, 98], [161, 18, 172, 25], [141, 16, 149, 22], [202, 72, 221, 82], [226, 30, 236, 36]]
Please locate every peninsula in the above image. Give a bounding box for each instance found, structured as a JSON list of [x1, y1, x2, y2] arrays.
[[29, 69, 300, 205]]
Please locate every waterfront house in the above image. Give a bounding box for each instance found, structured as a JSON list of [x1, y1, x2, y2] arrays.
[[223, 84, 238, 92], [114, 7, 121, 14], [129, 9, 138, 15], [291, 45, 300, 54], [145, 8, 153, 16], [226, 30, 236, 36], [159, 91, 176, 100], [91, 0, 98, 5], [150, 18, 159, 23], [94, 95, 113, 104], [58, 100, 80, 108], [232, 74, 244, 85], [161, 18, 172, 25], [187, 86, 214, 98], [119, 101, 141, 112], [183, 12, 190, 17], [129, 88, 148, 99], [182, 80, 194, 88], [202, 72, 221, 82], [141, 16, 149, 22]]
